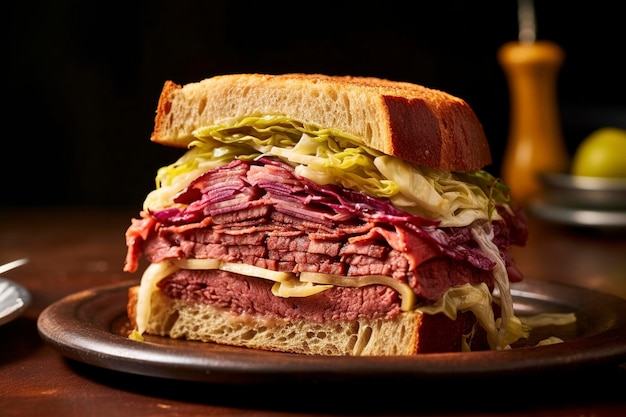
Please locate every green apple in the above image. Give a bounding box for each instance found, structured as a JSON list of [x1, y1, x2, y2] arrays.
[[571, 127, 626, 178]]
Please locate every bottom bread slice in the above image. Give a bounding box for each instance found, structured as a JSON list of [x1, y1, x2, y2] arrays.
[[127, 286, 488, 355]]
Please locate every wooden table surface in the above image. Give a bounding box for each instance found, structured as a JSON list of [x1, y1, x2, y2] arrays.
[[1, 206, 625, 416]]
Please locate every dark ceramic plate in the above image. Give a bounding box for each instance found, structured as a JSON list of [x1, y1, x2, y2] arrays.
[[37, 280, 626, 384]]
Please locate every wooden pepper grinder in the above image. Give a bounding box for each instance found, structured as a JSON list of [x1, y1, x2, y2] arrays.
[[498, 0, 569, 206]]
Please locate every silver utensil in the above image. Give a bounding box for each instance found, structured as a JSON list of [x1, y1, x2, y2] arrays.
[[0, 258, 29, 275]]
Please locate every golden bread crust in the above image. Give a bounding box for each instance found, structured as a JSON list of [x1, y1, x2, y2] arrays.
[[151, 73, 491, 171]]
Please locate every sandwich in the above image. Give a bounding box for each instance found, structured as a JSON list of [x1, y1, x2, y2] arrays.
[[123, 73, 529, 355]]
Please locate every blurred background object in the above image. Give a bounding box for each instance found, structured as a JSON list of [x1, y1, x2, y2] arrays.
[[498, 0, 569, 205], [570, 127, 626, 178], [4, 0, 625, 208], [529, 126, 626, 230], [499, 39, 568, 205]]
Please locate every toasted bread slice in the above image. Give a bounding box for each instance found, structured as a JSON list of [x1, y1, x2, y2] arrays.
[[127, 285, 487, 355], [151, 73, 491, 171]]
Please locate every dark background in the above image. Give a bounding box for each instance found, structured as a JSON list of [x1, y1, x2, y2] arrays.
[[5, 0, 625, 208]]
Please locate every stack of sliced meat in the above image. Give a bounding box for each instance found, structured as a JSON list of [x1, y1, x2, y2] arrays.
[[124, 157, 526, 322]]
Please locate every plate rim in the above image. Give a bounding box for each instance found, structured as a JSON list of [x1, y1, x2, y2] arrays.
[[37, 279, 626, 384]]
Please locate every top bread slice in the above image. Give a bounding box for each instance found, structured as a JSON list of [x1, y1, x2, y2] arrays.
[[151, 73, 492, 172]]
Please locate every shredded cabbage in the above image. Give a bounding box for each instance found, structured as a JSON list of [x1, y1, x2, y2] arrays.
[[520, 313, 577, 328], [144, 115, 510, 227], [417, 282, 498, 338], [470, 222, 530, 349], [418, 223, 533, 350], [535, 336, 565, 346]]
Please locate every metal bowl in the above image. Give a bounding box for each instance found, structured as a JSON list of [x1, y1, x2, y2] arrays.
[[538, 172, 626, 210]]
